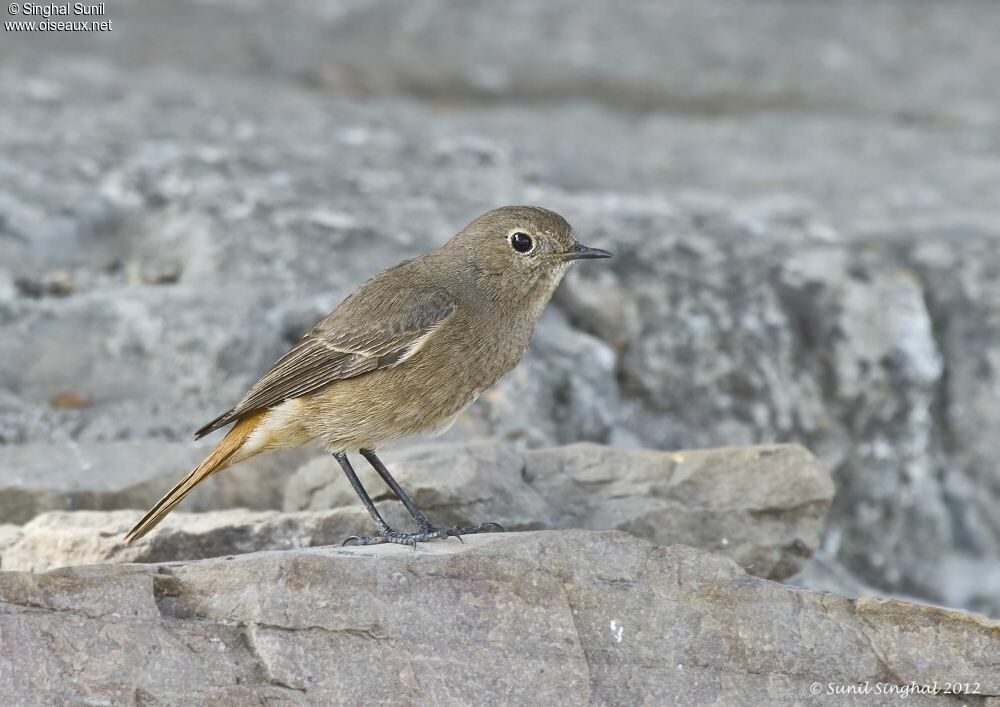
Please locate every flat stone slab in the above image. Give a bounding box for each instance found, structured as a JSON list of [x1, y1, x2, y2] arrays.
[[0, 442, 834, 581], [287, 441, 835, 580], [0, 530, 996, 705], [0, 508, 368, 572]]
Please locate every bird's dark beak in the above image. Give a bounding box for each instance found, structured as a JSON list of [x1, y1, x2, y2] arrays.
[[559, 243, 614, 261]]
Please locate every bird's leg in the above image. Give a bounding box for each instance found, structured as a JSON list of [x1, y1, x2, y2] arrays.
[[358, 448, 504, 543], [334, 452, 411, 545], [359, 448, 435, 531], [334, 451, 447, 548]]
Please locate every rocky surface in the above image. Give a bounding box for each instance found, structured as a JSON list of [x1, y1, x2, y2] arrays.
[[0, 443, 833, 583], [1, 530, 998, 706], [3, 0, 1000, 618], [7, 0, 1000, 128], [0, 508, 365, 573], [287, 442, 833, 581], [0, 441, 310, 524]]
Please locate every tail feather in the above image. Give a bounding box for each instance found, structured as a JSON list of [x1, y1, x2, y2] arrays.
[[124, 412, 263, 544]]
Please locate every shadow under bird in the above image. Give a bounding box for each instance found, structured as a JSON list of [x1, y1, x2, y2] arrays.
[[125, 206, 612, 547]]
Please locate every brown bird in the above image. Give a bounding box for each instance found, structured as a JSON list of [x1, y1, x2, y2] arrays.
[[125, 206, 612, 546]]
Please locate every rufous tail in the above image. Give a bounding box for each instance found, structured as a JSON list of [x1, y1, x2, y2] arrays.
[[124, 412, 264, 544]]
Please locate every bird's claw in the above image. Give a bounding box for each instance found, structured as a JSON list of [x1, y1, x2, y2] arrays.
[[442, 521, 505, 537], [341, 521, 504, 549]]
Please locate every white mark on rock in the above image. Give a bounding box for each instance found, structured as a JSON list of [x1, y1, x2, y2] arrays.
[[609, 619, 624, 643]]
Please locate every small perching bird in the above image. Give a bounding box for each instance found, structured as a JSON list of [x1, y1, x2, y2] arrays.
[[125, 206, 612, 547]]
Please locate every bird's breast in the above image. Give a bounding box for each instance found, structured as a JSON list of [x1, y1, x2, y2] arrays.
[[433, 305, 534, 380]]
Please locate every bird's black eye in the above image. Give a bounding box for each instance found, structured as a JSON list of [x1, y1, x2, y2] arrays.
[[510, 232, 533, 253]]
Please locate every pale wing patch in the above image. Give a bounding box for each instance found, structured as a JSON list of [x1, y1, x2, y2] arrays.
[[397, 321, 446, 364]]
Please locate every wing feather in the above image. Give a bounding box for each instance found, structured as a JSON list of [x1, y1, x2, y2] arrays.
[[195, 287, 455, 438]]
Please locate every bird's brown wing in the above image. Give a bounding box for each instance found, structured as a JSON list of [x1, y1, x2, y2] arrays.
[[195, 288, 455, 438]]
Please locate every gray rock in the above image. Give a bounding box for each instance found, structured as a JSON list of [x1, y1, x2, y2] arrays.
[[789, 550, 891, 601], [0, 524, 20, 555], [559, 204, 1000, 611], [0, 508, 369, 572], [3, 443, 832, 580], [0, 286, 284, 443], [1, 530, 997, 706], [8, 0, 1000, 127], [3, 0, 1000, 618], [0, 440, 309, 524], [286, 441, 834, 580]]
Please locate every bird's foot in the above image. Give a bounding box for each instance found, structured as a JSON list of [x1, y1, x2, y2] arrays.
[[342, 522, 504, 549], [441, 521, 505, 538]]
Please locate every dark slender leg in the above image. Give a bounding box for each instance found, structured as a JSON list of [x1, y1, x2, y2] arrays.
[[359, 448, 436, 531], [333, 452, 393, 536], [335, 451, 430, 548], [358, 448, 504, 543]]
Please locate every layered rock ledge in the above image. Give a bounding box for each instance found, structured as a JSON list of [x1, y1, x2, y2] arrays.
[[1, 530, 997, 706], [0, 443, 832, 582]]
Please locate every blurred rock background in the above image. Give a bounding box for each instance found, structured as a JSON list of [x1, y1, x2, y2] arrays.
[[2, 0, 1000, 616]]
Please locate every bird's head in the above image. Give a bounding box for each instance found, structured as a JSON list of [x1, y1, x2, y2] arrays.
[[446, 205, 612, 302]]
